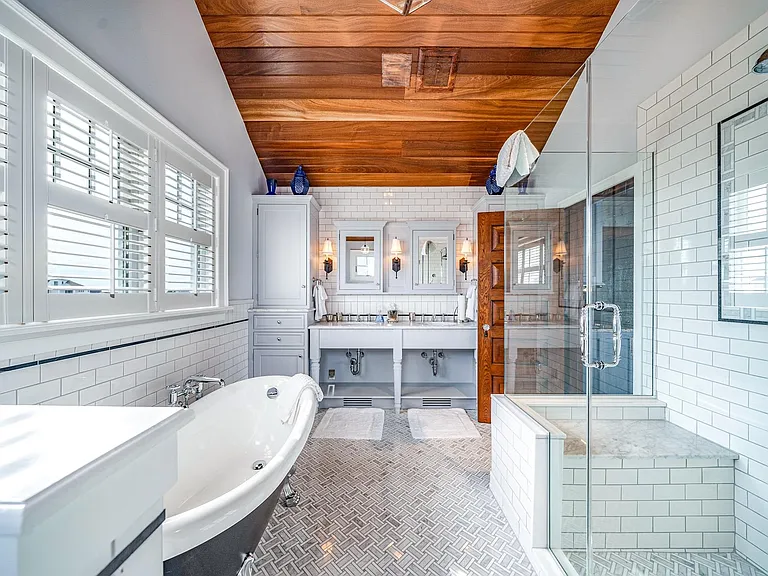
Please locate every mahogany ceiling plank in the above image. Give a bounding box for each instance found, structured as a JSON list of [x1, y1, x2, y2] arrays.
[[258, 156, 498, 174], [202, 15, 610, 34], [261, 172, 474, 187], [246, 121, 554, 150], [208, 31, 603, 49], [214, 47, 592, 63], [237, 98, 565, 122], [196, 0, 617, 17]]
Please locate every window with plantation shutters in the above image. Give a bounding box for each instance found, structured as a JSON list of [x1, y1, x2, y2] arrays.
[[38, 71, 154, 321], [162, 155, 216, 309]]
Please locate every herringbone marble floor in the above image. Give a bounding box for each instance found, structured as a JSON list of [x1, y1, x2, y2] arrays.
[[566, 550, 768, 576], [254, 410, 535, 576]]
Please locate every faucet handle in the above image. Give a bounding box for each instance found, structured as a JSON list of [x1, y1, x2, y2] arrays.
[[167, 383, 183, 391]]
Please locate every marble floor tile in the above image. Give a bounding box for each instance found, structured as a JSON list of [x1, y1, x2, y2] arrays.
[[566, 550, 768, 576], [254, 410, 535, 576]]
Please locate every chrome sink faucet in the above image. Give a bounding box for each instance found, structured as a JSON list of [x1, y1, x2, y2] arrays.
[[168, 375, 225, 408]]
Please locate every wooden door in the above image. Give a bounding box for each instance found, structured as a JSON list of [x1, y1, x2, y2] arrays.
[[477, 211, 505, 423], [256, 203, 308, 307]]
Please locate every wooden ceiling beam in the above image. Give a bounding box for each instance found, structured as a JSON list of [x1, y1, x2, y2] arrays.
[[258, 156, 498, 173], [202, 15, 610, 34], [209, 31, 603, 49]]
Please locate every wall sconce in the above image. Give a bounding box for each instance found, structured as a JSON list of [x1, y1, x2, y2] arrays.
[[391, 236, 402, 278], [553, 240, 567, 274], [459, 238, 472, 280], [322, 238, 334, 279], [754, 48, 768, 73]]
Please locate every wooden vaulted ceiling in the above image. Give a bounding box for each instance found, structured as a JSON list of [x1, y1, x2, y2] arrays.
[[197, 0, 619, 187]]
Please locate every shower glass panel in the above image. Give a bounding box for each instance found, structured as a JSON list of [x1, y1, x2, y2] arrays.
[[505, 64, 591, 573]]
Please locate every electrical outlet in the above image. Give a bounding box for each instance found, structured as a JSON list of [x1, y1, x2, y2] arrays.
[[328, 369, 336, 380]]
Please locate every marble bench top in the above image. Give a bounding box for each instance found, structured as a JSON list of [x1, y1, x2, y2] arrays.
[[551, 419, 739, 460]]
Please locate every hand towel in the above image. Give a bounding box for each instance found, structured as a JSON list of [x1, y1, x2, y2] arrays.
[[496, 130, 540, 188], [313, 283, 328, 321], [466, 285, 477, 321], [281, 373, 324, 426]]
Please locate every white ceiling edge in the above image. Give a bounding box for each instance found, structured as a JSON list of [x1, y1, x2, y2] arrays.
[[523, 0, 768, 206]]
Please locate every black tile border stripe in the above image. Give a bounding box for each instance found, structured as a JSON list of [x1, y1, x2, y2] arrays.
[[96, 510, 166, 576], [0, 318, 248, 375]]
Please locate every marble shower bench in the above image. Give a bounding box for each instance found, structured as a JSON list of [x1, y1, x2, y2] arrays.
[[491, 396, 739, 562]]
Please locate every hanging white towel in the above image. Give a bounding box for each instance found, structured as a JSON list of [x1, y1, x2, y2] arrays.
[[465, 284, 477, 321], [313, 283, 328, 321], [496, 130, 540, 188], [281, 373, 324, 426]]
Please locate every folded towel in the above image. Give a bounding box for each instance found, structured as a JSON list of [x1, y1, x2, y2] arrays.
[[496, 130, 540, 188], [466, 285, 477, 321], [281, 373, 324, 426], [313, 283, 328, 321]]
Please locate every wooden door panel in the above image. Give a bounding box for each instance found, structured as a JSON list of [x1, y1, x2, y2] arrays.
[[477, 211, 505, 424]]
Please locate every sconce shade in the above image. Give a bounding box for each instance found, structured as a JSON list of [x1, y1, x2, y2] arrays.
[[391, 237, 402, 255], [460, 238, 472, 257], [554, 240, 567, 257], [755, 49, 768, 74], [322, 238, 333, 256]]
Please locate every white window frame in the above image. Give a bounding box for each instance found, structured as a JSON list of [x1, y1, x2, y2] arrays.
[[0, 0, 230, 354], [0, 34, 23, 326]]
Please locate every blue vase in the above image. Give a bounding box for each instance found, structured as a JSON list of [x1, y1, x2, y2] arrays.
[[266, 178, 277, 195], [485, 164, 503, 195], [291, 165, 310, 195]]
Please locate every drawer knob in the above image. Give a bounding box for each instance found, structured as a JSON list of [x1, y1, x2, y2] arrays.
[[277, 320, 282, 324], [277, 337, 282, 342]]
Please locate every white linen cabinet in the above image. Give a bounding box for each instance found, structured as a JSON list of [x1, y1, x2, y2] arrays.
[[250, 195, 320, 377]]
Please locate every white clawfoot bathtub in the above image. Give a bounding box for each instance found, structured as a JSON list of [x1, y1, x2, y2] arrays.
[[162, 374, 319, 574]]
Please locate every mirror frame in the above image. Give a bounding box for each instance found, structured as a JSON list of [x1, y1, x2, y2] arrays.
[[409, 221, 459, 294], [335, 221, 386, 294]]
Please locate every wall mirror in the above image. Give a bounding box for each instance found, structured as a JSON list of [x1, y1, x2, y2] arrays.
[[336, 221, 386, 293], [410, 221, 458, 293], [718, 101, 768, 323], [508, 225, 553, 293]]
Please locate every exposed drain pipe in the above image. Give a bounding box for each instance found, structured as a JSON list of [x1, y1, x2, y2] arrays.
[[421, 349, 444, 376], [346, 349, 365, 376]]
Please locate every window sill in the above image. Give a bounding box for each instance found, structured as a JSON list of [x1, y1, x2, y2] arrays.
[[0, 307, 233, 362]]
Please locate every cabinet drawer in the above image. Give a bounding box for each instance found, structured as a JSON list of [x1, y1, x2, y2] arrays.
[[253, 331, 306, 347], [252, 315, 306, 331]]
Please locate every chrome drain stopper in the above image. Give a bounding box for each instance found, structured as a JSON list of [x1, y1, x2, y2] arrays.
[[252, 460, 266, 471]]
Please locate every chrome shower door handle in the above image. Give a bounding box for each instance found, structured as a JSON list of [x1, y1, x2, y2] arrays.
[[579, 301, 622, 370]]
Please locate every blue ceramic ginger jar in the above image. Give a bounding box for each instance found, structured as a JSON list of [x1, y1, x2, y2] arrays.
[[485, 164, 503, 195], [291, 165, 310, 195]]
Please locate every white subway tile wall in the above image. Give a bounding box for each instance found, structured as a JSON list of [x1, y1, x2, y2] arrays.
[[0, 301, 251, 407], [638, 12, 768, 568], [562, 456, 737, 551], [276, 186, 487, 315]]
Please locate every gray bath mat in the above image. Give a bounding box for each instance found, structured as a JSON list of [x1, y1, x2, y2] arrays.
[[312, 408, 385, 440], [408, 408, 481, 439]]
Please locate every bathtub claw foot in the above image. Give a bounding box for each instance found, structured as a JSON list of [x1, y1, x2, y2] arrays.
[[237, 553, 258, 576], [280, 468, 300, 508]]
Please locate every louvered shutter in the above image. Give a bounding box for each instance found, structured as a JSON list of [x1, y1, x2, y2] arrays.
[[40, 71, 153, 321], [162, 152, 216, 309]]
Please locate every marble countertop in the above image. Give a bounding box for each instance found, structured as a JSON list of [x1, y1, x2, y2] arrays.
[[0, 405, 192, 535], [309, 321, 476, 330], [552, 419, 739, 460]]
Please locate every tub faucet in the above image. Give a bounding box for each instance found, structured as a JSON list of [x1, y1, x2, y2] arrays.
[[168, 376, 225, 407], [184, 375, 225, 397]]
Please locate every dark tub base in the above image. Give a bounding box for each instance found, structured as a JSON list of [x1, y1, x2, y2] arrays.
[[163, 480, 284, 576]]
